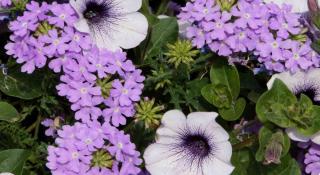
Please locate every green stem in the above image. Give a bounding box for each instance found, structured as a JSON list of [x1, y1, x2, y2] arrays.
[[34, 115, 42, 139], [232, 135, 258, 151], [156, 0, 170, 15]]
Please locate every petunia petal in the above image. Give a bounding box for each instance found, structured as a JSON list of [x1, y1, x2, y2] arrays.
[[74, 18, 90, 34], [161, 110, 187, 133], [267, 71, 305, 91], [143, 143, 178, 165], [263, 0, 309, 13], [113, 0, 142, 14], [202, 157, 234, 175], [108, 12, 148, 49], [207, 126, 230, 143], [311, 132, 320, 144], [286, 128, 310, 142], [186, 112, 219, 130], [69, 0, 85, 15], [156, 136, 178, 145], [156, 126, 179, 137], [212, 141, 233, 162]]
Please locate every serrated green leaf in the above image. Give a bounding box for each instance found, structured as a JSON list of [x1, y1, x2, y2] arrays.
[[219, 98, 246, 121], [0, 102, 20, 123]]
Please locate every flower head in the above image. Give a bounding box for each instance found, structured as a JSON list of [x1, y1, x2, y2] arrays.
[[144, 110, 234, 175], [165, 40, 199, 68], [70, 0, 148, 51]]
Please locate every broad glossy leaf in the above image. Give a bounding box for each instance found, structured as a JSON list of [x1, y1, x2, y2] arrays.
[[0, 102, 20, 122], [0, 67, 43, 99], [210, 59, 240, 99], [201, 84, 232, 108], [144, 17, 178, 60], [219, 98, 246, 121], [0, 149, 30, 175]]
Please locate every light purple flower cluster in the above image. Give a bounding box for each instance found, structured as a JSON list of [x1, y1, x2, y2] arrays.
[[178, 0, 320, 73], [5, 1, 144, 174], [47, 122, 142, 175], [304, 143, 320, 175], [0, 0, 11, 7]]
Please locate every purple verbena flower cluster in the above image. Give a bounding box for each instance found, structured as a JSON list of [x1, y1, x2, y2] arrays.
[[47, 122, 142, 175], [5, 1, 144, 174], [178, 0, 320, 73], [304, 143, 320, 175], [0, 0, 11, 7]]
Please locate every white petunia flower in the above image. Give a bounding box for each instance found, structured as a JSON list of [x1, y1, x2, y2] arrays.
[[263, 0, 319, 13], [143, 110, 234, 175], [70, 0, 148, 51], [0, 173, 15, 175], [267, 69, 320, 144]]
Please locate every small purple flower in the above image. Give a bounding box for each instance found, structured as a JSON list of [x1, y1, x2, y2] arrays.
[[186, 26, 207, 48], [41, 29, 71, 56], [202, 12, 233, 40], [9, 16, 38, 37], [107, 51, 135, 76], [63, 27, 91, 53], [108, 131, 137, 161], [283, 41, 313, 72], [102, 98, 135, 127], [231, 1, 264, 29], [0, 0, 11, 7], [42, 119, 57, 137], [48, 3, 77, 28], [25, 1, 49, 20], [305, 143, 320, 175], [64, 56, 96, 82], [269, 13, 301, 39], [110, 80, 142, 106]]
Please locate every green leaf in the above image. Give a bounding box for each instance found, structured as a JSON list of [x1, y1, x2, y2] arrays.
[[256, 79, 296, 123], [0, 102, 20, 122], [210, 59, 240, 100], [231, 149, 253, 175], [219, 98, 246, 121], [256, 127, 274, 162], [201, 84, 232, 108], [144, 17, 178, 60], [0, 67, 43, 100], [0, 149, 31, 175]]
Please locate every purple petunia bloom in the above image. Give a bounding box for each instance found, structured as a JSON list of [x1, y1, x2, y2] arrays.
[[42, 119, 57, 137]]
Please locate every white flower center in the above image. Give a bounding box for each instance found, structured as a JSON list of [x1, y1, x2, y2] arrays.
[[59, 14, 66, 20], [122, 88, 129, 94], [117, 143, 123, 149], [282, 23, 288, 29], [85, 138, 92, 145], [244, 13, 251, 19], [80, 88, 88, 94], [53, 39, 60, 46], [293, 53, 300, 60], [72, 152, 79, 159], [73, 35, 80, 41], [271, 41, 279, 48]]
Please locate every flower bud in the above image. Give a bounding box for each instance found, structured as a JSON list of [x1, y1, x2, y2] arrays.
[[135, 98, 163, 129], [263, 131, 284, 165], [216, 0, 236, 11], [308, 0, 320, 13]]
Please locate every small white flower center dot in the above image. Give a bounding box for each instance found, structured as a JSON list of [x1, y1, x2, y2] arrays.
[[59, 14, 66, 20], [293, 53, 300, 60], [22, 22, 28, 28], [203, 8, 209, 14], [53, 39, 60, 46], [96, 64, 102, 68], [282, 23, 288, 29], [122, 88, 129, 94], [271, 41, 279, 48], [85, 138, 92, 145], [215, 22, 223, 28], [116, 60, 122, 67], [114, 107, 120, 113], [73, 35, 80, 41], [71, 152, 79, 159], [244, 13, 251, 19], [80, 88, 88, 94], [117, 143, 123, 149], [239, 32, 245, 39], [79, 67, 85, 73]]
